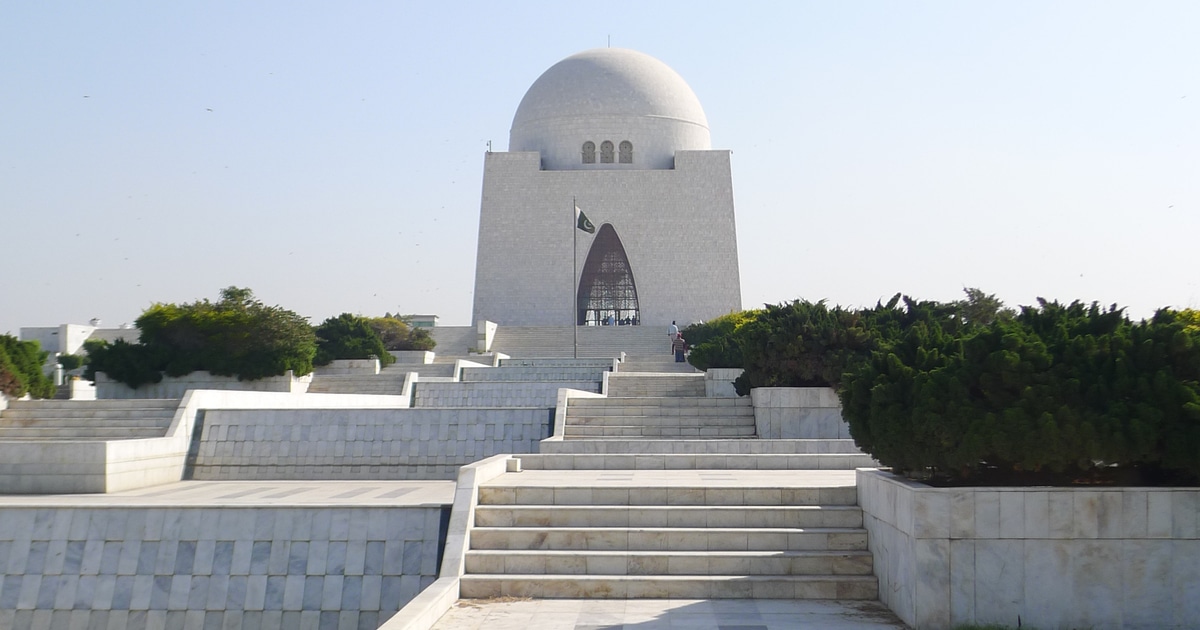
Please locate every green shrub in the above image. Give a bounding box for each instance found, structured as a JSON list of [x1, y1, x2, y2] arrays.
[[315, 314, 396, 367], [368, 316, 436, 352], [842, 301, 1200, 483], [0, 335, 55, 398], [56, 353, 85, 371], [731, 300, 883, 395], [85, 287, 317, 387], [683, 310, 760, 371]]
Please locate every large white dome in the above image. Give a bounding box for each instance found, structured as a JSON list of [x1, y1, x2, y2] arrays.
[[509, 48, 712, 170]]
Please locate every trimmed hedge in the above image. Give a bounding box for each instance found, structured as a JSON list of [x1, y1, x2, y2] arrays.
[[842, 301, 1200, 482], [684, 291, 1200, 483]]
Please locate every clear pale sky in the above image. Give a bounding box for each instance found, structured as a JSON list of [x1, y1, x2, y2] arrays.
[[2, 2, 1197, 335]]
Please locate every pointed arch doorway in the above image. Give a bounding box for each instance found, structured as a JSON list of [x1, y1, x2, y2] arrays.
[[577, 224, 641, 326]]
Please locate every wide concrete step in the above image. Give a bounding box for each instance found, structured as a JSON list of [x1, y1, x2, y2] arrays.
[[478, 484, 858, 506], [570, 396, 749, 406], [468, 527, 868, 552], [518, 453, 877, 470], [474, 504, 863, 528], [537, 438, 866, 455], [458, 574, 879, 599], [0, 418, 172, 428], [0, 427, 167, 439], [0, 408, 176, 420], [464, 549, 874, 576], [568, 415, 754, 427], [4, 399, 178, 410], [563, 426, 756, 438]]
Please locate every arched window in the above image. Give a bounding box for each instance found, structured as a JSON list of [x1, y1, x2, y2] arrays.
[[577, 224, 640, 326], [582, 141, 596, 164], [600, 141, 614, 164], [619, 141, 633, 164]]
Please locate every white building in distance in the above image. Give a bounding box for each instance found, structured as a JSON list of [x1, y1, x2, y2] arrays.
[[471, 48, 742, 327]]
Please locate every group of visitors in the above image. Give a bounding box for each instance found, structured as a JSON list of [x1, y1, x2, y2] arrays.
[[601, 314, 639, 326]]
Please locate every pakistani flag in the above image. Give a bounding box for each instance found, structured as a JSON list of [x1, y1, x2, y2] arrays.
[[575, 206, 596, 234]]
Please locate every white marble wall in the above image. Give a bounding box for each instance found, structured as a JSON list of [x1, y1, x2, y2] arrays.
[[704, 368, 743, 398], [413, 382, 600, 408], [472, 150, 741, 327], [750, 387, 849, 439], [857, 469, 1200, 630], [191, 408, 552, 481], [0, 505, 445, 629]]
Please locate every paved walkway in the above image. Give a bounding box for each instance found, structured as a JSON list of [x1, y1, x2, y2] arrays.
[[430, 598, 908, 629], [0, 480, 456, 507]]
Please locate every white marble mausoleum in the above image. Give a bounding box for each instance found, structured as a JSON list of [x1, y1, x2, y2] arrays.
[[471, 48, 743, 327]]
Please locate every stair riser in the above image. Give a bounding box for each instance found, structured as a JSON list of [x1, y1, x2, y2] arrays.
[[474, 507, 863, 528], [468, 529, 868, 552], [518, 454, 877, 471], [464, 553, 873, 576], [568, 418, 754, 429], [0, 429, 165, 438], [478, 486, 859, 506], [458, 576, 878, 600], [537, 439, 865, 455], [7, 400, 177, 408], [569, 396, 736, 406], [566, 424, 753, 434], [0, 421, 171, 430], [0, 409, 176, 419]]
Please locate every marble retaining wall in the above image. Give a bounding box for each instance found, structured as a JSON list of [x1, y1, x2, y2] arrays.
[[0, 505, 446, 630], [412, 381, 600, 408], [857, 469, 1200, 630], [191, 408, 553, 481], [750, 387, 849, 439]]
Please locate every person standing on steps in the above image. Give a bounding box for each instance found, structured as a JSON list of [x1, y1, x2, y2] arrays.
[[672, 333, 688, 363], [668, 320, 678, 354]]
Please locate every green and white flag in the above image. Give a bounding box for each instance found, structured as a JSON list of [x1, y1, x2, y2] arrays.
[[575, 206, 596, 234]]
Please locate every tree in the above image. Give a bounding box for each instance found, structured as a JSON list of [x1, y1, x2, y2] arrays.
[[369, 316, 435, 351], [0, 335, 55, 398], [315, 314, 395, 367]]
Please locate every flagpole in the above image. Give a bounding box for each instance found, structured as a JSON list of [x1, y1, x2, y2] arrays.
[[572, 196, 578, 359]]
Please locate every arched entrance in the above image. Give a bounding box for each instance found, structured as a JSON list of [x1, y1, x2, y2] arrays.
[[577, 224, 640, 325]]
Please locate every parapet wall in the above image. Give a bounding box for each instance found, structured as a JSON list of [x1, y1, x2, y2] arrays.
[[0, 505, 446, 629], [858, 469, 1200, 629], [190, 408, 553, 481]]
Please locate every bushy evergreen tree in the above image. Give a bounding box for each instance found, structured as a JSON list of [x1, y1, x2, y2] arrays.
[[315, 314, 395, 367], [0, 335, 55, 398]]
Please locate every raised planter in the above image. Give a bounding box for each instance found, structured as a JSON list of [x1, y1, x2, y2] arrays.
[[704, 368, 743, 397], [94, 370, 311, 398], [749, 387, 849, 438], [857, 468, 1200, 629]]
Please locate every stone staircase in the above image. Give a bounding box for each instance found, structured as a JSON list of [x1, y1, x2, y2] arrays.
[[0, 399, 179, 440], [563, 397, 756, 439], [459, 470, 877, 599], [457, 367, 879, 600]]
